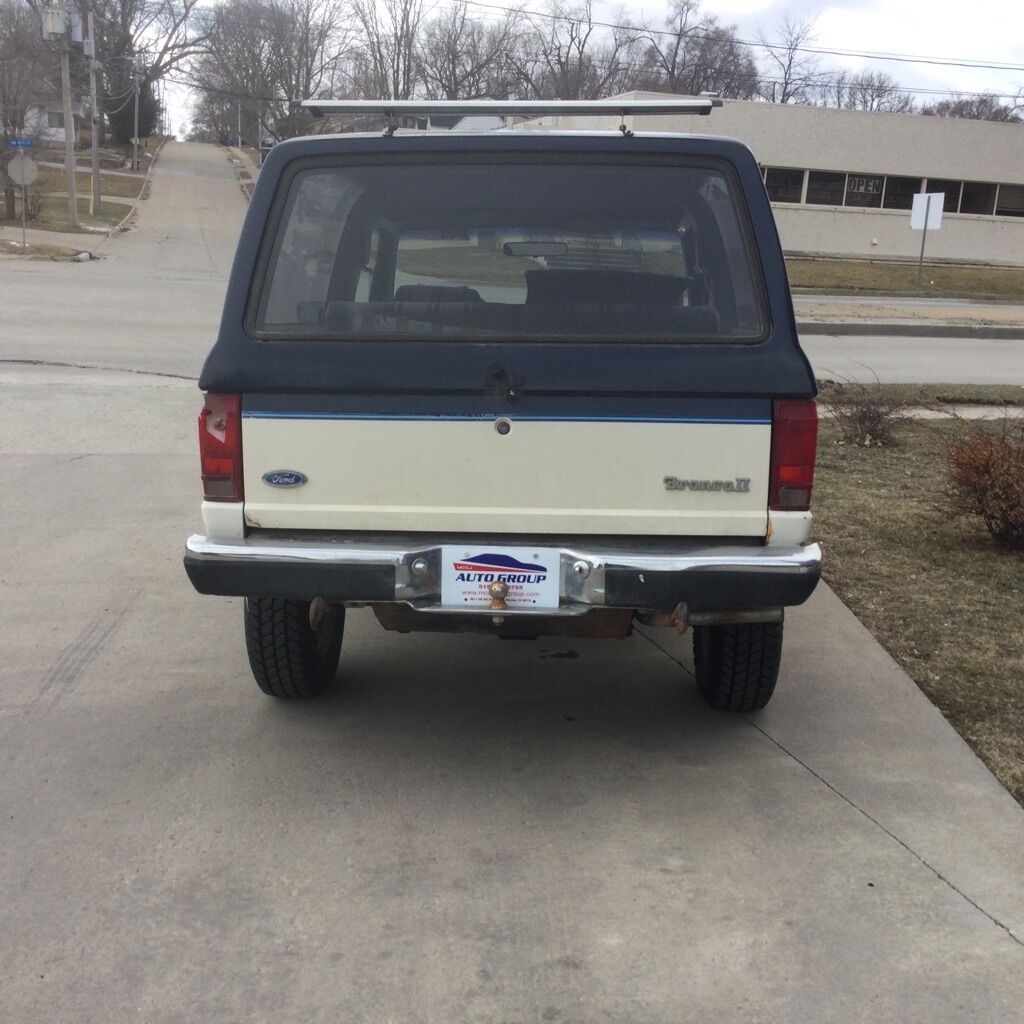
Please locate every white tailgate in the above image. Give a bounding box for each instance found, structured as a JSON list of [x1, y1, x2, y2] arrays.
[[242, 417, 770, 537]]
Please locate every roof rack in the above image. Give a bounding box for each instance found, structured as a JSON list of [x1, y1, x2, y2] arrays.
[[301, 98, 723, 119]]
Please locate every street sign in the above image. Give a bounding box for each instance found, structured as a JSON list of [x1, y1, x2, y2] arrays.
[[911, 192, 944, 294], [8, 138, 32, 149], [7, 155, 38, 186], [911, 192, 944, 230]]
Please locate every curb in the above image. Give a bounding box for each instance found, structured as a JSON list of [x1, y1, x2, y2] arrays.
[[797, 321, 1024, 340], [225, 147, 258, 202]]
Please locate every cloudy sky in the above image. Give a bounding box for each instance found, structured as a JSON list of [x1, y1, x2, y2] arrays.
[[167, 0, 1024, 137], [672, 0, 1024, 98]]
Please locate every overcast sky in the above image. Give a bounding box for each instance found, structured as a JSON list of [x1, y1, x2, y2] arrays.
[[680, 0, 1024, 98], [166, 0, 1024, 137]]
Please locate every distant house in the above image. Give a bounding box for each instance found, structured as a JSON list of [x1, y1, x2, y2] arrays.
[[23, 80, 86, 145]]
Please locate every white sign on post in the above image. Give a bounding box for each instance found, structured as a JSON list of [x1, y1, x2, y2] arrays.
[[911, 192, 944, 294], [911, 192, 944, 230]]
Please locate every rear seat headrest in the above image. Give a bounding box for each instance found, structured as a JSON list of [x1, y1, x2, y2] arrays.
[[393, 285, 483, 304]]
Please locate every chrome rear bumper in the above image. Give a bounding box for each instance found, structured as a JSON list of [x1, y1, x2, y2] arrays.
[[184, 532, 821, 615]]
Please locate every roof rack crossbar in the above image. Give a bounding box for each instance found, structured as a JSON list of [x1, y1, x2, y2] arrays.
[[301, 98, 722, 119]]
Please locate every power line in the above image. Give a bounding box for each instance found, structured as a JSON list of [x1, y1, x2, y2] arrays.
[[167, 68, 1023, 108], [460, 0, 1024, 74]]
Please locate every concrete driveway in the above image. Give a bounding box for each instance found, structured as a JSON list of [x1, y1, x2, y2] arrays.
[[1, 142, 1023, 1023]]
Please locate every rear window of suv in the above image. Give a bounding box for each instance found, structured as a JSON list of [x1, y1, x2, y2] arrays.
[[251, 155, 767, 343]]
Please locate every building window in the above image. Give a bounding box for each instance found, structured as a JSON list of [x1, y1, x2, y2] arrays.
[[995, 184, 1024, 217], [47, 111, 64, 129], [764, 167, 804, 204], [925, 180, 962, 213], [962, 181, 998, 216], [806, 171, 846, 206], [845, 174, 884, 208], [882, 176, 922, 210]]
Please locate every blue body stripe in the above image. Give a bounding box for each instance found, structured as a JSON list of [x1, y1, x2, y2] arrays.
[[242, 411, 770, 424]]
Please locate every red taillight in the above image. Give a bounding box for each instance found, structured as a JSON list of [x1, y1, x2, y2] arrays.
[[198, 393, 243, 502], [769, 399, 817, 511]]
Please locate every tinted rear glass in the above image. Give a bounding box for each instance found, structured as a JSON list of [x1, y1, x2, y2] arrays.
[[253, 156, 767, 342]]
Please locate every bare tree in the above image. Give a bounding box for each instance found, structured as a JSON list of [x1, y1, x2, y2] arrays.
[[350, 0, 425, 100], [637, 0, 758, 99], [818, 70, 914, 113], [188, 0, 351, 144], [513, 0, 639, 100], [0, 0, 48, 217], [919, 90, 1023, 123], [90, 0, 207, 141], [757, 13, 822, 104], [417, 2, 520, 100]]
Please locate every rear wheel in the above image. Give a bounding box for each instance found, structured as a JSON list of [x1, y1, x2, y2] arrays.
[[244, 597, 344, 698], [692, 621, 783, 712]]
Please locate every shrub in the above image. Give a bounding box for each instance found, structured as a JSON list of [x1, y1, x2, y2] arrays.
[[946, 418, 1024, 550], [819, 378, 909, 447]]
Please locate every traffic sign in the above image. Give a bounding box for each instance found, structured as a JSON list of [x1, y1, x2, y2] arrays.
[[8, 138, 32, 149], [7, 155, 38, 186], [912, 192, 944, 231]]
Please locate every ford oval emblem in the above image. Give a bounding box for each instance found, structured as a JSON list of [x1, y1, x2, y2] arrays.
[[262, 470, 307, 488]]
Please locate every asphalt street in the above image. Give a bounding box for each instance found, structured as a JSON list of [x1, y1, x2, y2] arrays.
[[2, 142, 1023, 1023]]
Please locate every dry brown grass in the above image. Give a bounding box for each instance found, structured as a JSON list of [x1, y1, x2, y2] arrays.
[[818, 379, 911, 447], [946, 418, 1024, 549], [818, 381, 1024, 408], [814, 419, 1024, 804], [788, 257, 1024, 300]]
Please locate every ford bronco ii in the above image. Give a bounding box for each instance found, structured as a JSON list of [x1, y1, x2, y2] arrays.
[[184, 99, 821, 710]]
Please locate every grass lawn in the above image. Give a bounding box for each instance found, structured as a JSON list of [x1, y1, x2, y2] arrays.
[[1, 195, 131, 235], [33, 168, 145, 201], [392, 246, 1024, 301], [0, 238, 81, 258], [814, 418, 1024, 804], [817, 380, 1024, 407], [787, 257, 1024, 300]]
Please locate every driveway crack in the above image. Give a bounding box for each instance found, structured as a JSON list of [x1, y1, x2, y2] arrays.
[[636, 626, 1024, 949], [0, 358, 196, 381]]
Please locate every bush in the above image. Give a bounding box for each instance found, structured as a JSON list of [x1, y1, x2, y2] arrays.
[[819, 379, 909, 447], [946, 419, 1024, 550]]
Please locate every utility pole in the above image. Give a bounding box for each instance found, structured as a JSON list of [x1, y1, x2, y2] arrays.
[[132, 55, 141, 172], [237, 100, 242, 148], [86, 12, 101, 214], [60, 29, 79, 228]]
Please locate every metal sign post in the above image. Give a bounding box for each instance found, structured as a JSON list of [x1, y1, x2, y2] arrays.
[[911, 192, 944, 295], [7, 142, 37, 250], [21, 152, 27, 248]]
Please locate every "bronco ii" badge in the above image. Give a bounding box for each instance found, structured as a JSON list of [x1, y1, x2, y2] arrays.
[[664, 476, 751, 492]]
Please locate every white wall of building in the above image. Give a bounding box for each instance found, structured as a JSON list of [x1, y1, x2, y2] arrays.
[[524, 94, 1024, 266]]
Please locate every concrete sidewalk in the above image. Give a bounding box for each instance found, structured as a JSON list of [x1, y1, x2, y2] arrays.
[[795, 294, 1024, 338]]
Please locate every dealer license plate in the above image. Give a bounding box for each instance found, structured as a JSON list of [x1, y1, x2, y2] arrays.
[[440, 546, 561, 610]]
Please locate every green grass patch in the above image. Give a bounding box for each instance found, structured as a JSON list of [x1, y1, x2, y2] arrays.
[[787, 257, 1024, 300], [814, 419, 1024, 804]]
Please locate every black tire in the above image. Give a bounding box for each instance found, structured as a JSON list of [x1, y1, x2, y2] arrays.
[[244, 597, 345, 698], [692, 621, 783, 712]]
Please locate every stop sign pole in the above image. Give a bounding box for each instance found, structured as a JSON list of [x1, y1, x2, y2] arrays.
[[7, 141, 37, 250]]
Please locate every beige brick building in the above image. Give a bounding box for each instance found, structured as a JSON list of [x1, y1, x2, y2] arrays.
[[523, 92, 1024, 267]]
